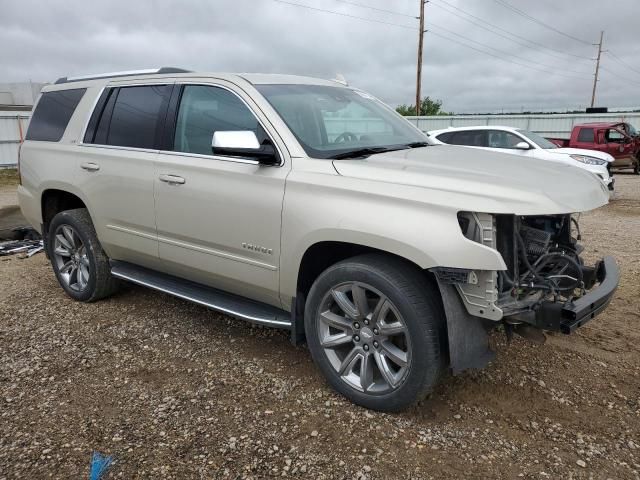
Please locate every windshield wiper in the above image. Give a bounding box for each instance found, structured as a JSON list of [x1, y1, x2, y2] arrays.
[[330, 147, 404, 160], [405, 141, 429, 148]]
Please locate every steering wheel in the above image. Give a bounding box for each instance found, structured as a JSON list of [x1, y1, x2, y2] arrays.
[[334, 132, 359, 144]]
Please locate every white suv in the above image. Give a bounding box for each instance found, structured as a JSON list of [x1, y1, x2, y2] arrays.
[[426, 125, 615, 191], [17, 68, 619, 411]]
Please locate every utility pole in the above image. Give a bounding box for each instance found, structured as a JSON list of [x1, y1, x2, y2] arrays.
[[415, 0, 426, 115], [590, 30, 604, 108]]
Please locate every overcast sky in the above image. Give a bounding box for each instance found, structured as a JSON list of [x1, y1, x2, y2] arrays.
[[2, 0, 639, 113]]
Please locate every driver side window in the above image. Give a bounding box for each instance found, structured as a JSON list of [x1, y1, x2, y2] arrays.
[[173, 85, 259, 156]]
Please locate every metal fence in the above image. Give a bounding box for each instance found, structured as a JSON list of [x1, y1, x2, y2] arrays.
[[0, 111, 30, 167], [405, 112, 640, 138]]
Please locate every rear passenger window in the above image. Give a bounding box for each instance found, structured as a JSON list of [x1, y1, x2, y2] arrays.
[[26, 89, 86, 142], [106, 85, 171, 149], [449, 130, 487, 147], [577, 128, 595, 143], [173, 85, 259, 156]]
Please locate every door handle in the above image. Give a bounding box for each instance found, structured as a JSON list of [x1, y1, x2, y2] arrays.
[[80, 162, 100, 172], [159, 174, 185, 185]]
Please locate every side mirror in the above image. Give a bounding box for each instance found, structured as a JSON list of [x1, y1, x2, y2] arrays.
[[514, 141, 530, 150], [212, 131, 279, 165]]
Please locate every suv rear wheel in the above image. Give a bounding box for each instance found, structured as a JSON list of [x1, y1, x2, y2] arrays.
[[305, 254, 445, 412], [48, 208, 119, 302]]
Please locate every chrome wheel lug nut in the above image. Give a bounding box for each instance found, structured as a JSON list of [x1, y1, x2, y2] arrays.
[[364, 319, 369, 325], [373, 340, 379, 348], [373, 328, 379, 335], [363, 344, 369, 351], [354, 322, 360, 329], [353, 335, 360, 342]]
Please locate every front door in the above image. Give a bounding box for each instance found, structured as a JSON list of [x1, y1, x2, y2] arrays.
[[153, 83, 290, 307]]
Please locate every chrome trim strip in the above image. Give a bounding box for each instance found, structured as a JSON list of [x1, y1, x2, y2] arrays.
[[106, 224, 277, 271], [106, 224, 157, 240], [157, 149, 260, 165], [79, 144, 160, 154], [157, 234, 278, 271], [110, 270, 291, 328]]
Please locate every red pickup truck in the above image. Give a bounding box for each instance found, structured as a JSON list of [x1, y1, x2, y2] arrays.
[[548, 122, 640, 174]]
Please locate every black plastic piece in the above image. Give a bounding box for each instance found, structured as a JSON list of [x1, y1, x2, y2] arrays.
[[558, 256, 619, 333]]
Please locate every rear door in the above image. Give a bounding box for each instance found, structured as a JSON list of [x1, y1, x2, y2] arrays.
[[153, 81, 290, 307], [78, 81, 172, 268]]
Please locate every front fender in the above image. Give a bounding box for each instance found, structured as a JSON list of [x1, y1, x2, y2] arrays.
[[279, 165, 506, 300]]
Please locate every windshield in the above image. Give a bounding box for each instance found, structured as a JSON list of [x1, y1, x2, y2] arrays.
[[255, 84, 427, 159], [626, 123, 638, 136], [516, 129, 558, 149]]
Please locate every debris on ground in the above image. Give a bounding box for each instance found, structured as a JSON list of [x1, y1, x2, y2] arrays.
[[0, 239, 44, 257]]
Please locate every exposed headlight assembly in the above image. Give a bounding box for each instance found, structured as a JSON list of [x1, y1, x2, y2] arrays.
[[570, 154, 607, 166]]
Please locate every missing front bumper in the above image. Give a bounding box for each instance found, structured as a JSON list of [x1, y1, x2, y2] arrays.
[[508, 256, 619, 334]]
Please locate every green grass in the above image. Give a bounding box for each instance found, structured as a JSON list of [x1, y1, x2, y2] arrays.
[[0, 168, 19, 186]]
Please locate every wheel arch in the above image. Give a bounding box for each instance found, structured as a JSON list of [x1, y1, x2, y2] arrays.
[[287, 237, 441, 345]]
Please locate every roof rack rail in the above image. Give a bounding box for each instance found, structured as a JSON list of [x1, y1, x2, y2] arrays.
[[54, 67, 191, 84]]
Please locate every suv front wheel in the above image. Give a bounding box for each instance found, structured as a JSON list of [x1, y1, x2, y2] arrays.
[[305, 254, 446, 412], [48, 208, 119, 302]]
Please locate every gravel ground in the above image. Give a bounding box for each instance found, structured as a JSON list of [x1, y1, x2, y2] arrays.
[[1, 175, 639, 479]]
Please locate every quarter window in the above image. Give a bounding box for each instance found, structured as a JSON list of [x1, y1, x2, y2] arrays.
[[105, 85, 171, 149], [577, 128, 595, 143], [173, 85, 259, 156], [26, 89, 86, 142]]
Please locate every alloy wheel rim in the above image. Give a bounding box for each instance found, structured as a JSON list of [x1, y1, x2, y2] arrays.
[[52, 224, 90, 292], [317, 282, 411, 394]]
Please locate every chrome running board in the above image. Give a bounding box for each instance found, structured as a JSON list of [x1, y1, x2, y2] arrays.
[[110, 261, 291, 329]]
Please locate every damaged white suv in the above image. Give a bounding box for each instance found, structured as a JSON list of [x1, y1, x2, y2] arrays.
[[18, 68, 619, 411]]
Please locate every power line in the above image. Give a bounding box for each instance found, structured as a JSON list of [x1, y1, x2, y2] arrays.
[[426, 23, 592, 75], [330, 0, 417, 19], [430, 0, 592, 61], [492, 0, 593, 46], [271, 0, 417, 29], [600, 67, 640, 87], [606, 51, 640, 77], [425, 30, 589, 81], [271, 0, 592, 81]]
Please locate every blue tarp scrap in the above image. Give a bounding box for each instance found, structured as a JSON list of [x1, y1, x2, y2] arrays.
[[89, 451, 114, 480]]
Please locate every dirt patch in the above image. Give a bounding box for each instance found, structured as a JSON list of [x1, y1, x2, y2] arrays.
[[0, 168, 19, 187], [0, 176, 639, 479]]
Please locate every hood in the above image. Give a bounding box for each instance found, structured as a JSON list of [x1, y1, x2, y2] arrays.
[[553, 147, 615, 162], [332, 145, 609, 216]]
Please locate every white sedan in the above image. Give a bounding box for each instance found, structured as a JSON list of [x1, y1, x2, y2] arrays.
[[426, 125, 615, 191]]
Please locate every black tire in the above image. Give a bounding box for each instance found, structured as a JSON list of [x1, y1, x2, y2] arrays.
[[48, 208, 119, 302], [304, 253, 446, 412], [634, 159, 640, 175]]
